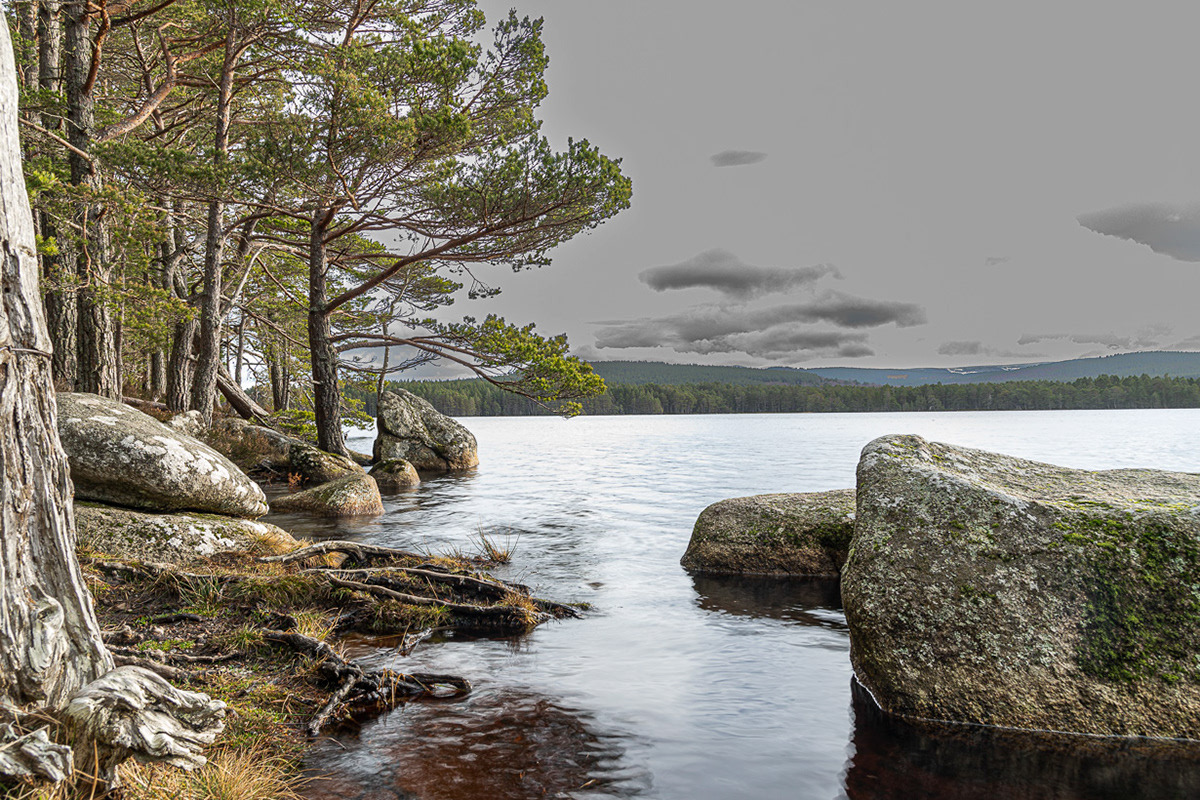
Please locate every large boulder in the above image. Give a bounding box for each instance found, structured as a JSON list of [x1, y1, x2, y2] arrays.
[[206, 419, 364, 485], [680, 490, 855, 575], [369, 459, 421, 491], [374, 389, 478, 472], [75, 502, 297, 565], [270, 474, 384, 518], [57, 393, 268, 518], [843, 433, 1200, 740]]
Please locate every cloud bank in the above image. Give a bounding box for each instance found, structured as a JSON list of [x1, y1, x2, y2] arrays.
[[595, 293, 925, 361], [1078, 202, 1200, 262], [639, 249, 840, 298], [711, 150, 767, 168]]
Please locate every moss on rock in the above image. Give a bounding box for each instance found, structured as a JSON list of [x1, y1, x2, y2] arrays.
[[680, 490, 855, 576], [843, 433, 1200, 740], [270, 474, 384, 518]]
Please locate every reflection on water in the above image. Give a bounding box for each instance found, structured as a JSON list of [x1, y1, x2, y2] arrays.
[[690, 573, 846, 629], [844, 680, 1200, 800], [304, 688, 650, 800], [288, 412, 1200, 799]]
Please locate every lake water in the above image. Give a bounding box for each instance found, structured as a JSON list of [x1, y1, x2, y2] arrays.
[[290, 410, 1200, 800]]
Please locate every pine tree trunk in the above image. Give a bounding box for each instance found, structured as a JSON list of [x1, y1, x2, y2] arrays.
[[308, 212, 347, 456], [0, 6, 111, 714], [36, 0, 75, 387], [65, 0, 118, 397]]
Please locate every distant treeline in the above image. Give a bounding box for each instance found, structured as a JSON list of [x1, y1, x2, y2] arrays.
[[346, 374, 1200, 417]]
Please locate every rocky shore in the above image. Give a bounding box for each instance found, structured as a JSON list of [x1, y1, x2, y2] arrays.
[[682, 433, 1200, 743]]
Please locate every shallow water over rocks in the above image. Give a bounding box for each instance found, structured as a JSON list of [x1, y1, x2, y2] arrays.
[[283, 410, 1200, 799]]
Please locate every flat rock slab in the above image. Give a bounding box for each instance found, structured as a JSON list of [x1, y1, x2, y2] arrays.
[[271, 474, 384, 518], [374, 388, 478, 472], [680, 490, 855, 576], [58, 393, 267, 518], [76, 502, 297, 565], [843, 433, 1200, 740]]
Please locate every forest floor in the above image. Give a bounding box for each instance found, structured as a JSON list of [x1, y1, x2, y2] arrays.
[[16, 537, 581, 800]]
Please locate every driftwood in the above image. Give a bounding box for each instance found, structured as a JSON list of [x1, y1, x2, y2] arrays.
[[261, 630, 470, 737], [324, 568, 582, 619], [327, 575, 549, 622]]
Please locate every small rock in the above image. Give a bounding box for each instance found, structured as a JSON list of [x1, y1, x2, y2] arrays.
[[271, 474, 384, 518], [680, 490, 855, 575], [166, 410, 205, 437], [369, 459, 421, 491]]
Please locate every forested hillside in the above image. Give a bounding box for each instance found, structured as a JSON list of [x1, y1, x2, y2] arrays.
[[352, 373, 1200, 417]]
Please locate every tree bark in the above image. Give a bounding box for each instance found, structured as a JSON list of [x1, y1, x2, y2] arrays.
[[37, 0, 75, 388], [0, 8, 111, 714], [65, 0, 118, 397], [308, 210, 347, 456], [191, 29, 239, 424]]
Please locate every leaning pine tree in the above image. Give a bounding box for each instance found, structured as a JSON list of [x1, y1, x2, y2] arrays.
[[0, 13, 224, 793]]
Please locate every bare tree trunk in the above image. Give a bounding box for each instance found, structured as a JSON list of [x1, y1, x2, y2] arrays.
[[0, 4, 111, 717], [308, 210, 347, 456], [191, 29, 239, 424], [36, 0, 75, 388], [65, 0, 118, 397]]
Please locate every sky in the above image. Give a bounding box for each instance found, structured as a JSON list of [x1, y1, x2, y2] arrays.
[[421, 1, 1200, 374]]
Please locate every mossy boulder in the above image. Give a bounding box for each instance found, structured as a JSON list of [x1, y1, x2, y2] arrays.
[[75, 502, 297, 565], [680, 490, 855, 575], [374, 389, 478, 472], [369, 459, 420, 491], [206, 419, 363, 485], [843, 433, 1200, 740], [57, 393, 268, 518], [270, 474, 384, 518]]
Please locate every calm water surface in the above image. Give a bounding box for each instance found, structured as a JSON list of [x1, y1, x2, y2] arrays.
[[286, 410, 1200, 800]]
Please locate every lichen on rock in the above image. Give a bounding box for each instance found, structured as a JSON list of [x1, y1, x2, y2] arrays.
[[75, 503, 297, 565], [374, 389, 478, 472], [843, 433, 1200, 740], [680, 490, 855, 576], [57, 393, 268, 518]]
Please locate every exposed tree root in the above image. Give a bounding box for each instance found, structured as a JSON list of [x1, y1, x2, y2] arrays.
[[80, 542, 583, 743], [257, 540, 425, 566], [260, 630, 470, 737]]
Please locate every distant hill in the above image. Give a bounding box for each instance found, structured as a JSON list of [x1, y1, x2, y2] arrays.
[[588, 361, 830, 387], [804, 351, 1200, 386], [589, 351, 1200, 388]]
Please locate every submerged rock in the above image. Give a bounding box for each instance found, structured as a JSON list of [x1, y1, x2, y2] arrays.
[[374, 389, 478, 472], [843, 433, 1200, 740], [369, 459, 421, 491], [680, 490, 855, 575], [57, 393, 267, 518], [75, 502, 296, 565], [271, 474, 384, 518]]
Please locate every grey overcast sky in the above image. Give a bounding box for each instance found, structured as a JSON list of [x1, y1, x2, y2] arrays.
[[435, 1, 1200, 372]]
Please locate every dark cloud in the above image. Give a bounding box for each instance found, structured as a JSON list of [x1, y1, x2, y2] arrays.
[[1078, 202, 1200, 262], [639, 249, 841, 298], [938, 340, 985, 356], [594, 292, 924, 360], [984, 256, 1010, 266], [710, 150, 767, 168]]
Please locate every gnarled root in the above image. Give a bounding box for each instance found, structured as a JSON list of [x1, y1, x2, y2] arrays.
[[63, 666, 226, 778], [261, 630, 470, 737], [0, 722, 73, 784]]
